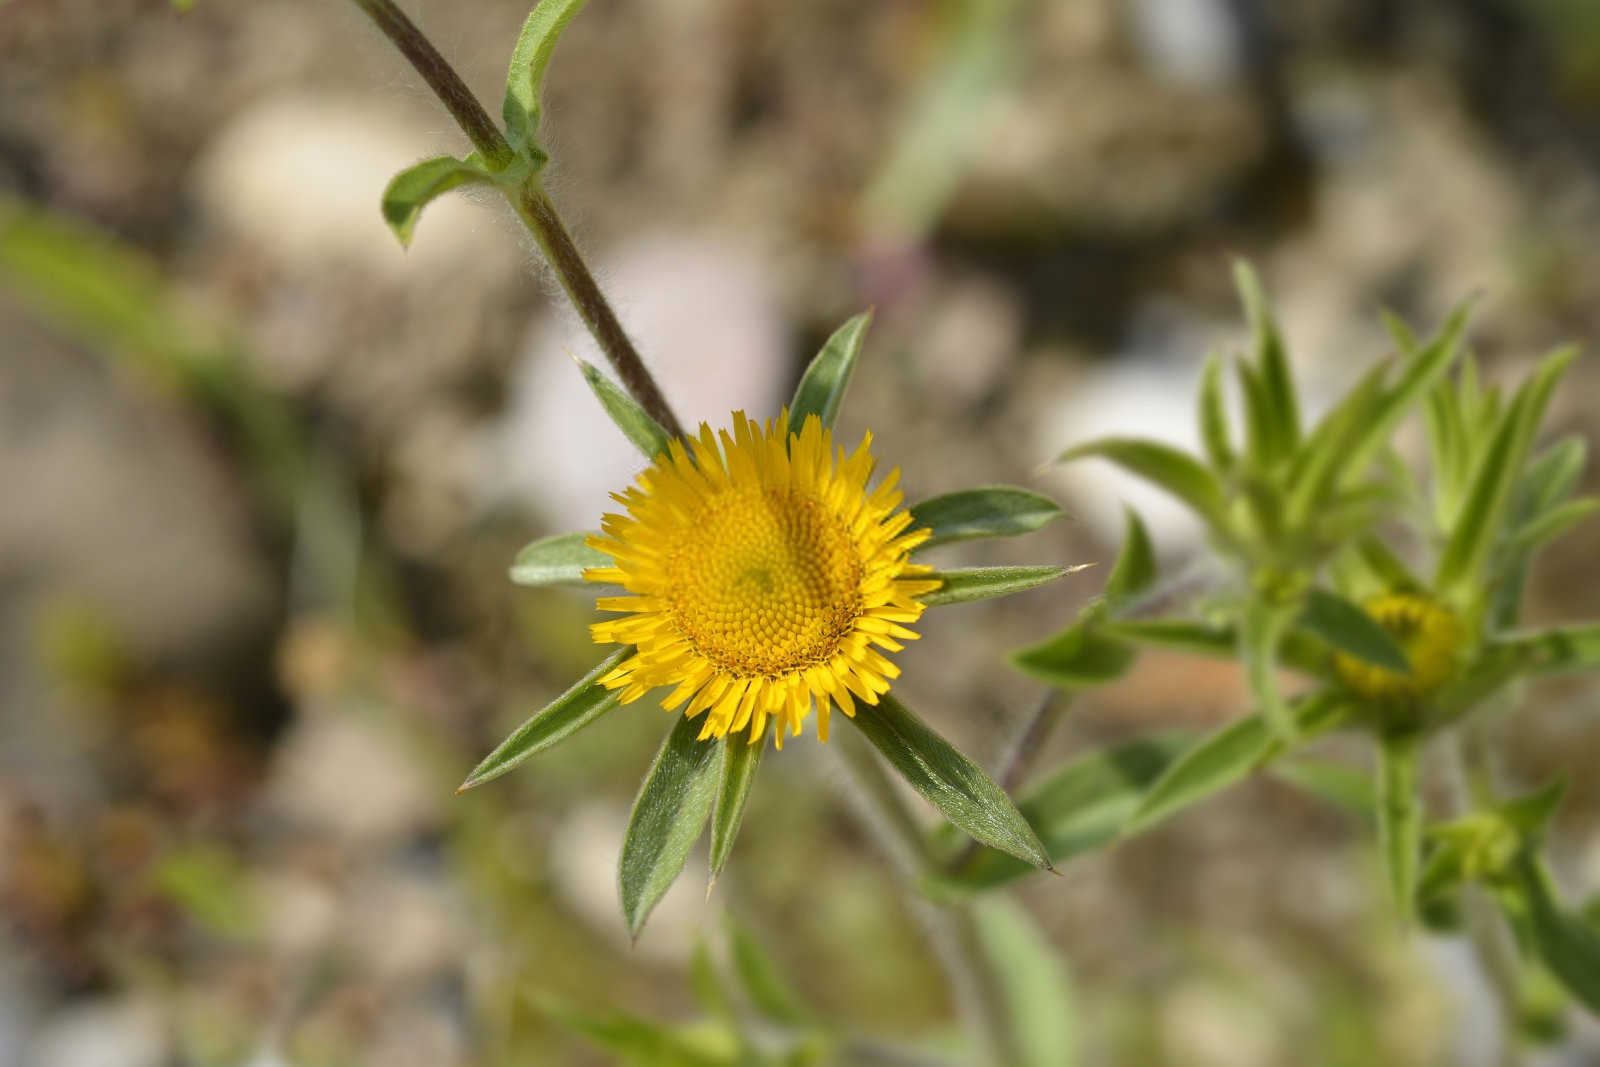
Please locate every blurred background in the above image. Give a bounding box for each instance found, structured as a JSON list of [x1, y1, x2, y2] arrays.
[[5, 1, 1600, 1064]]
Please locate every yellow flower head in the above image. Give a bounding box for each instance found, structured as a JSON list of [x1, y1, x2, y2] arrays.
[[1334, 593, 1465, 706], [585, 410, 940, 747]]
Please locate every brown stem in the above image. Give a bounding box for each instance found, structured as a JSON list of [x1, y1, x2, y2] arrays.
[[347, 0, 685, 439], [349, 0, 514, 170], [513, 182, 685, 439]]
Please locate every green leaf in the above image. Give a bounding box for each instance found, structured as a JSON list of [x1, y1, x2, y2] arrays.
[[1355, 534, 1425, 593], [502, 0, 590, 153], [973, 898, 1076, 1067], [457, 648, 629, 791], [1010, 624, 1136, 689], [509, 531, 612, 585], [908, 486, 1065, 550], [921, 565, 1081, 607], [1508, 497, 1599, 554], [1102, 505, 1156, 605], [1509, 853, 1600, 1013], [536, 998, 738, 1067], [1234, 260, 1300, 456], [1495, 623, 1600, 677], [1500, 778, 1568, 839], [938, 735, 1190, 891], [1376, 734, 1421, 923], [847, 694, 1051, 870], [1053, 438, 1229, 533], [619, 713, 723, 937], [1298, 588, 1411, 673], [726, 917, 811, 1025], [1343, 301, 1472, 481], [1234, 357, 1280, 468], [1285, 359, 1390, 524], [1435, 346, 1577, 601], [1125, 691, 1350, 835], [789, 310, 872, 430], [708, 733, 764, 884], [1197, 351, 1234, 472], [381, 154, 495, 248], [1522, 436, 1588, 515], [1103, 618, 1236, 658], [578, 360, 674, 459], [1268, 757, 1374, 816]]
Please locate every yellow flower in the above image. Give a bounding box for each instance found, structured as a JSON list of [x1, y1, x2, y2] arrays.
[[585, 410, 940, 747], [1334, 593, 1465, 705]]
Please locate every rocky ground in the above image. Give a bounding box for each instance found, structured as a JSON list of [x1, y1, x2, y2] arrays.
[[4, 1, 1600, 1065]]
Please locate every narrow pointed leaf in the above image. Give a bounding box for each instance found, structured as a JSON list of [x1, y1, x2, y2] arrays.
[[1107, 617, 1332, 678], [727, 917, 812, 1024], [619, 714, 723, 937], [908, 486, 1064, 550], [1509, 497, 1599, 554], [1511, 854, 1600, 1013], [847, 694, 1050, 870], [936, 734, 1190, 891], [1268, 757, 1374, 816], [973, 898, 1077, 1067], [1197, 351, 1234, 472], [1523, 436, 1588, 515], [1102, 505, 1156, 604], [1235, 260, 1300, 453], [1125, 691, 1349, 835], [1299, 588, 1411, 673], [510, 531, 612, 585], [1436, 347, 1576, 599], [1011, 624, 1136, 689], [1054, 438, 1228, 531], [1499, 623, 1600, 677], [1376, 734, 1421, 923], [1345, 301, 1473, 480], [458, 648, 630, 791], [920, 565, 1080, 607], [1356, 534, 1425, 593], [503, 0, 590, 151], [789, 310, 872, 429], [381, 155, 495, 248], [535, 997, 731, 1066], [579, 360, 673, 459], [1285, 359, 1389, 523], [1234, 358, 1280, 467], [708, 733, 764, 883]]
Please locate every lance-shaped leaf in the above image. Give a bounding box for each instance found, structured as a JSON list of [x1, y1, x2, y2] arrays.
[[1053, 438, 1229, 533], [1342, 300, 1472, 482], [1298, 588, 1411, 673], [382, 155, 495, 248], [1107, 617, 1333, 679], [1508, 852, 1600, 1013], [708, 732, 764, 885], [920, 565, 1081, 607], [1376, 734, 1421, 923], [908, 486, 1064, 550], [1235, 261, 1300, 458], [935, 734, 1189, 891], [789, 310, 872, 429], [973, 898, 1077, 1067], [458, 648, 630, 791], [534, 996, 735, 1066], [847, 694, 1050, 870], [1522, 436, 1589, 516], [1124, 690, 1351, 835], [1234, 358, 1282, 470], [1268, 756, 1374, 816], [1102, 505, 1156, 605], [1508, 497, 1599, 554], [1242, 596, 1298, 739], [510, 531, 612, 585], [1197, 351, 1234, 472], [502, 0, 590, 152], [579, 360, 673, 459], [726, 916, 812, 1025], [1011, 624, 1136, 689], [1436, 346, 1576, 602], [619, 713, 723, 937], [1493, 623, 1600, 678]]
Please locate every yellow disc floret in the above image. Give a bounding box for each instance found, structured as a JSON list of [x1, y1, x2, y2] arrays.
[[585, 410, 940, 746], [1334, 593, 1465, 707]]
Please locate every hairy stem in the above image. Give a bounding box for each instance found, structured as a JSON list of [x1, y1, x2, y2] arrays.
[[348, 0, 514, 170], [510, 182, 685, 439], [347, 0, 683, 440]]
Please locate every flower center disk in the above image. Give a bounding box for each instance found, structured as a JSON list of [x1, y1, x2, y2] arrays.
[[666, 487, 862, 677]]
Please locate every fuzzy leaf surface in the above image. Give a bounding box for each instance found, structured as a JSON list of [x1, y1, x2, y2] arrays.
[[510, 531, 612, 585], [789, 310, 872, 429], [921, 565, 1080, 607], [619, 714, 722, 936], [908, 486, 1064, 550]]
